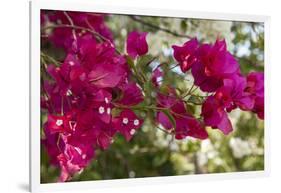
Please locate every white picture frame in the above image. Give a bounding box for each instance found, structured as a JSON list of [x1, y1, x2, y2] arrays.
[[30, 0, 271, 192]]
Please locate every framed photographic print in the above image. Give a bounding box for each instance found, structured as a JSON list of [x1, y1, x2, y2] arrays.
[[30, 0, 270, 192]]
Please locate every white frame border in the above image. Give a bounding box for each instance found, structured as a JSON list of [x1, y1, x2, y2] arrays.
[[30, 0, 271, 192]]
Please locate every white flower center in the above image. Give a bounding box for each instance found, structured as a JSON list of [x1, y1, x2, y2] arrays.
[[122, 117, 129, 124], [105, 97, 109, 104], [133, 119, 139, 126], [66, 89, 72, 96], [56, 119, 63, 126], [130, 129, 136, 135], [99, 106, 105, 114], [106, 107, 111, 115], [69, 61, 75, 66]]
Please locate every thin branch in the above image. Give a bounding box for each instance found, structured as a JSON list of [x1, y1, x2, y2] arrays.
[[168, 64, 179, 71], [181, 83, 195, 98], [129, 16, 192, 39], [41, 52, 62, 66], [63, 11, 77, 42], [154, 123, 172, 135]]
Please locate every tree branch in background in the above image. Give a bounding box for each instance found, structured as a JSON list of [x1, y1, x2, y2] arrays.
[[129, 16, 192, 39]]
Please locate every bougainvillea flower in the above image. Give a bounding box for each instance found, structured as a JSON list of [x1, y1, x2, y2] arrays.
[[117, 83, 144, 106], [192, 39, 239, 92], [157, 91, 181, 109], [156, 92, 208, 139], [174, 116, 208, 140], [246, 72, 264, 98], [46, 11, 113, 50], [92, 89, 112, 103], [91, 89, 113, 123], [172, 38, 199, 72], [44, 114, 72, 134], [215, 74, 255, 112], [89, 118, 117, 150], [46, 54, 85, 96], [112, 109, 143, 141], [42, 133, 62, 165], [201, 96, 233, 135], [245, 72, 264, 119], [58, 153, 80, 182], [73, 36, 128, 88], [72, 109, 116, 150], [157, 111, 208, 140], [68, 66, 88, 95], [191, 61, 223, 92], [151, 67, 163, 87], [42, 126, 95, 182], [157, 111, 173, 130], [57, 140, 95, 182], [46, 64, 70, 95], [63, 54, 80, 68], [88, 63, 127, 88], [252, 96, 264, 119], [199, 39, 239, 77], [126, 31, 148, 59], [76, 36, 115, 70]]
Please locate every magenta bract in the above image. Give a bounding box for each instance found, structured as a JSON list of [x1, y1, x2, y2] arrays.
[[202, 96, 233, 135], [157, 92, 208, 140], [172, 38, 199, 72], [192, 39, 239, 92], [126, 31, 149, 59]]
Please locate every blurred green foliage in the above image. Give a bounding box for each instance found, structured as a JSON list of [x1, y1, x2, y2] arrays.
[[41, 13, 264, 183]]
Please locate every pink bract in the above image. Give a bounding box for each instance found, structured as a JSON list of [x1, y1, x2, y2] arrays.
[[156, 92, 208, 140], [112, 109, 143, 141], [172, 38, 199, 72], [192, 39, 239, 92], [126, 31, 149, 59], [202, 96, 233, 135], [246, 72, 265, 119], [47, 11, 113, 50]]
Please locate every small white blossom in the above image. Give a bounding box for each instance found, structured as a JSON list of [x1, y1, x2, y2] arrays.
[[99, 106, 105, 114], [122, 117, 129, 124], [133, 119, 139, 126], [56, 119, 63, 126], [106, 107, 111, 115]]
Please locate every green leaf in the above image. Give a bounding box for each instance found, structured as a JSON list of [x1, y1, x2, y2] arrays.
[[111, 108, 122, 117], [187, 95, 203, 105], [143, 81, 153, 95], [126, 54, 145, 84], [126, 55, 135, 69], [136, 55, 156, 68]]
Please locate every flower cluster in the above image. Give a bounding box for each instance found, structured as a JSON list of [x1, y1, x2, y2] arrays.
[[41, 10, 113, 50], [41, 11, 264, 182], [172, 38, 264, 135], [41, 11, 147, 181]]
